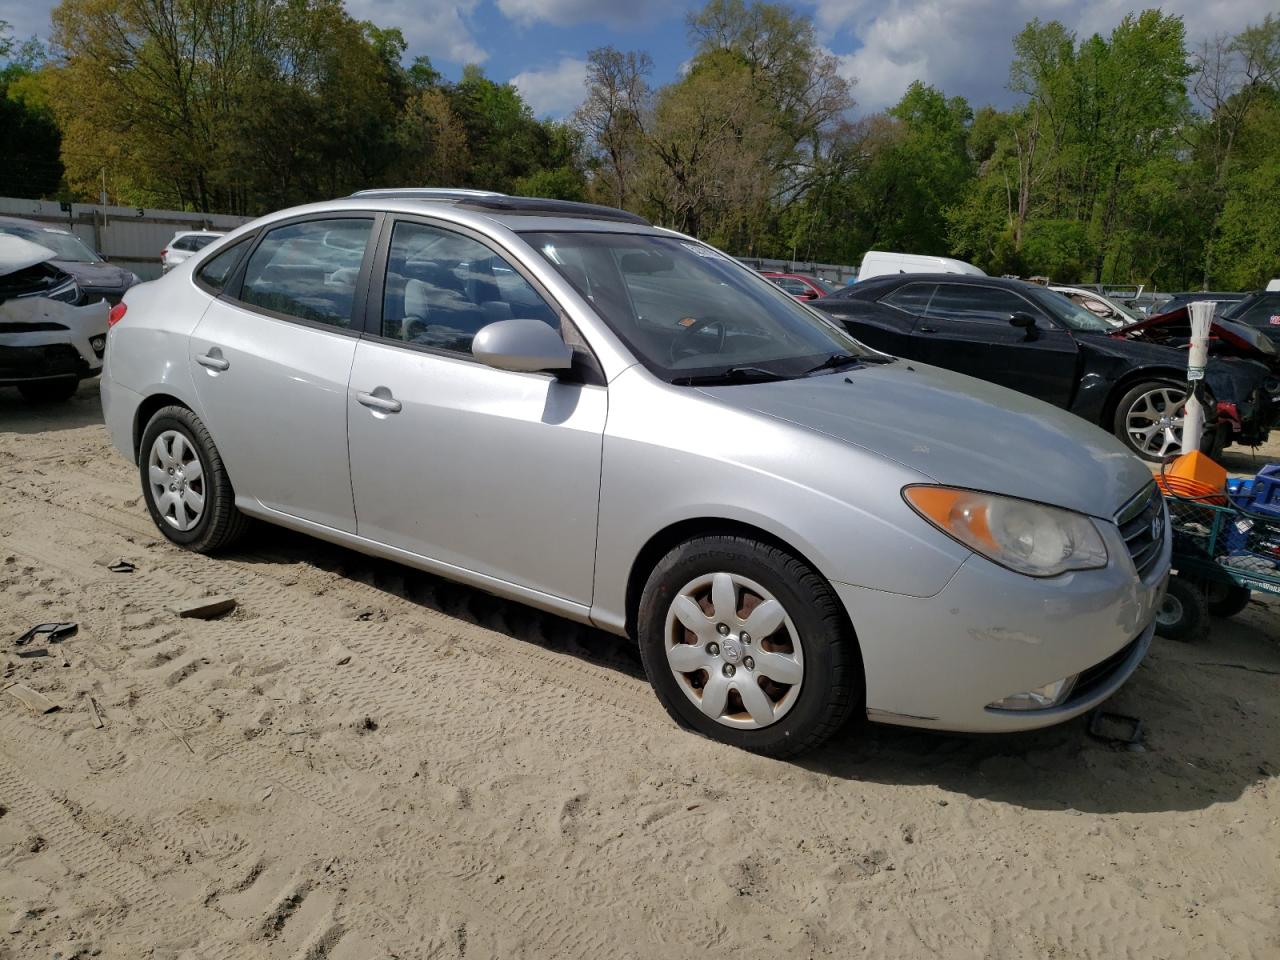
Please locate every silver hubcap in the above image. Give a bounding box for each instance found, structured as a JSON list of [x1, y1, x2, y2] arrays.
[[664, 572, 804, 730], [148, 430, 206, 532], [1125, 387, 1186, 458], [1156, 592, 1183, 626]]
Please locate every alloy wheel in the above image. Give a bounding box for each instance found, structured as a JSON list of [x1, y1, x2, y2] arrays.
[[663, 572, 805, 729], [148, 430, 206, 532], [1125, 386, 1187, 459]]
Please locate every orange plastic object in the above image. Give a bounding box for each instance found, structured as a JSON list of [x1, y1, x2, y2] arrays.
[[1155, 451, 1228, 503]]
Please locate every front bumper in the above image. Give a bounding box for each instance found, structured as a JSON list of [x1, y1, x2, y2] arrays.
[[836, 517, 1170, 733], [0, 297, 109, 386]]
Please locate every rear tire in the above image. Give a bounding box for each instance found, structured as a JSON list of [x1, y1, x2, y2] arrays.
[[139, 406, 249, 553], [637, 535, 861, 757], [1154, 575, 1209, 642], [1206, 582, 1251, 618], [18, 378, 79, 403]]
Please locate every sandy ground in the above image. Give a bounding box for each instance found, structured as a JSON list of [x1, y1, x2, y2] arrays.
[[0, 381, 1277, 960]]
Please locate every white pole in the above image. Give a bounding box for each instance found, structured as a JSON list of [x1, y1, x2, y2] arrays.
[[1182, 300, 1214, 455]]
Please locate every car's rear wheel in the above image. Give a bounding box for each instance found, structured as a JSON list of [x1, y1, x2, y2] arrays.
[[637, 535, 860, 757], [139, 406, 248, 553], [18, 378, 79, 403]]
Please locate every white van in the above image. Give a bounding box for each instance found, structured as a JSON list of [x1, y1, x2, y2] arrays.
[[857, 251, 985, 283]]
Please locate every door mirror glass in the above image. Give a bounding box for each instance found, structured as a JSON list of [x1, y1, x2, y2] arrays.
[[1009, 312, 1037, 329], [473, 318, 573, 372]]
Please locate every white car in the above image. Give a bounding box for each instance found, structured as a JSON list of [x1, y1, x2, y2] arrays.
[[1050, 285, 1143, 328], [1, 235, 109, 402], [856, 250, 985, 283], [162, 231, 225, 273]]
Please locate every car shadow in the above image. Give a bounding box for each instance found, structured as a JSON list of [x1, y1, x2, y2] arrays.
[[0, 380, 105, 434], [230, 525, 1279, 816]]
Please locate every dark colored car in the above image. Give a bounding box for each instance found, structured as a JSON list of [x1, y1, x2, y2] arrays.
[[761, 272, 840, 301], [815, 274, 1275, 462], [1220, 291, 1280, 341], [1154, 291, 1249, 317], [0, 215, 139, 305]]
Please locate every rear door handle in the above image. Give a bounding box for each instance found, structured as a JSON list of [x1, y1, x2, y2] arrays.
[[196, 350, 229, 371], [357, 390, 402, 414]]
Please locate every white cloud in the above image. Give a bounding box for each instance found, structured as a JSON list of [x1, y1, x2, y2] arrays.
[[496, 0, 677, 28], [511, 56, 589, 117], [344, 0, 488, 64], [819, 0, 1277, 113], [0, 0, 53, 47]]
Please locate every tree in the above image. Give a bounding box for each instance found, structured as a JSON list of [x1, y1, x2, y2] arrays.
[[1, 25, 63, 198], [574, 47, 650, 209]]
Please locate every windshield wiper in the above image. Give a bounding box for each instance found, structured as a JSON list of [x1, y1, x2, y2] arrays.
[[803, 352, 891, 376], [670, 366, 791, 386]]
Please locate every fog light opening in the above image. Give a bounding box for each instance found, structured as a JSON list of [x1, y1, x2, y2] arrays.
[[987, 675, 1078, 711]]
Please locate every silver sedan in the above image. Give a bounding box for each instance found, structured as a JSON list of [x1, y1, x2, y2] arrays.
[[100, 191, 1170, 756]]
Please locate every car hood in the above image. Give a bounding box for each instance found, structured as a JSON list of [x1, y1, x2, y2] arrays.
[[52, 259, 134, 290], [697, 361, 1153, 520], [0, 235, 58, 276]]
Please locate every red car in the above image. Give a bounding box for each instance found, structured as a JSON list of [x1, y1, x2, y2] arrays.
[[761, 272, 842, 301]]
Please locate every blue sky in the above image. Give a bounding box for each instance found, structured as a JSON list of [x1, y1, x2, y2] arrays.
[[2, 1, 1275, 117]]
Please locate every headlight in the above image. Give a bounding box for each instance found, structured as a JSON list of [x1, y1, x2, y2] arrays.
[[903, 486, 1108, 577]]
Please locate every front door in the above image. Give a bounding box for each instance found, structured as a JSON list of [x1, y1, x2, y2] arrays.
[[188, 216, 376, 532], [345, 218, 606, 605], [914, 282, 1079, 408]]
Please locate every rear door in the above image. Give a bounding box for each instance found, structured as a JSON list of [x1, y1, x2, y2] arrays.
[[914, 283, 1079, 407], [188, 215, 377, 532]]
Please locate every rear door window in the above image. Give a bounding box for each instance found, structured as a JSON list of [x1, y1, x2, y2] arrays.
[[194, 237, 252, 294], [238, 219, 373, 329], [1233, 294, 1280, 329], [880, 282, 936, 315]]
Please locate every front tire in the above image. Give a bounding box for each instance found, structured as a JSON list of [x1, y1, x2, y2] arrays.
[[139, 406, 248, 553], [1154, 575, 1209, 642], [637, 535, 861, 757], [18, 378, 79, 403]]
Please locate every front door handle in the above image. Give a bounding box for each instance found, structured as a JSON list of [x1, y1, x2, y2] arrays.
[[196, 349, 229, 371], [356, 390, 402, 414], [917, 326, 938, 333]]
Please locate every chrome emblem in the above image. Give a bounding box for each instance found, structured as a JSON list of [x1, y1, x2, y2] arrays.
[[720, 637, 743, 664], [1151, 510, 1164, 542]]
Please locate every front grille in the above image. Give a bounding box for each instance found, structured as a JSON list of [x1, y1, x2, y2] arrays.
[[1072, 635, 1141, 702], [1116, 483, 1166, 579], [0, 343, 84, 381]]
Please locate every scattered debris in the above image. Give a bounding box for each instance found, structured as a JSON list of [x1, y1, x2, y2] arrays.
[[158, 716, 195, 753], [168, 595, 237, 620], [107, 559, 136, 573], [261, 785, 274, 801], [1088, 709, 1144, 747], [4, 682, 60, 714], [13, 622, 77, 647], [87, 695, 105, 729]]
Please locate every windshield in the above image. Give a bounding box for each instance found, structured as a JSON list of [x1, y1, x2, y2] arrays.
[[1030, 288, 1115, 332], [525, 232, 873, 382], [0, 225, 101, 263]]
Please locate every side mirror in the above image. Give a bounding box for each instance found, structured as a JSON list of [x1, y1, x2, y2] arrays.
[[472, 318, 573, 373], [799, 291, 817, 301], [1009, 312, 1038, 339]]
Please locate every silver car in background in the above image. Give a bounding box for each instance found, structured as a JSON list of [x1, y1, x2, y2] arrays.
[[100, 191, 1170, 756]]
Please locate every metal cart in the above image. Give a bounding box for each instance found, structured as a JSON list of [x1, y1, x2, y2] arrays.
[[1157, 494, 1280, 640]]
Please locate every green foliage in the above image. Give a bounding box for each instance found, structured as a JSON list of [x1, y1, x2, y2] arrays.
[[1, 22, 63, 198]]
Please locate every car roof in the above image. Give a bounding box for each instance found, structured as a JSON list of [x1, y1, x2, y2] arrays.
[[858, 273, 1036, 290], [347, 189, 650, 226], [0, 214, 73, 232]]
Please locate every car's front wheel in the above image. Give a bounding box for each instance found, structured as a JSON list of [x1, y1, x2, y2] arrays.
[[1114, 380, 1222, 462], [139, 406, 248, 553], [18, 378, 79, 403], [637, 535, 861, 757]]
